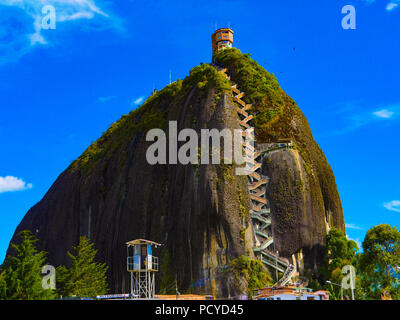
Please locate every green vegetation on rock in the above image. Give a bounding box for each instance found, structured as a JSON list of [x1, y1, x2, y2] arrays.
[[72, 63, 231, 173], [227, 255, 272, 297], [183, 63, 231, 103], [216, 48, 344, 234], [215, 48, 284, 131]]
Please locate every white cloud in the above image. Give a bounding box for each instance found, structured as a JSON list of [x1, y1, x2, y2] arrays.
[[0, 176, 33, 194], [346, 223, 364, 230], [98, 95, 117, 103], [0, 0, 122, 64], [373, 109, 395, 118], [131, 96, 144, 106], [327, 103, 400, 136], [386, 2, 399, 10], [384, 200, 400, 213], [360, 0, 400, 10]]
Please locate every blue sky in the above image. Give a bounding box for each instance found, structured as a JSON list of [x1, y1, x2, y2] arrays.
[[0, 0, 399, 261]]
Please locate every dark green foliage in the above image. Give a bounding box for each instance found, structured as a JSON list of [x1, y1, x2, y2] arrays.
[[214, 47, 294, 142], [0, 270, 7, 300], [214, 48, 284, 130], [181, 63, 231, 101], [320, 228, 359, 299], [56, 236, 108, 298], [319, 224, 400, 300], [359, 224, 400, 299], [2, 230, 55, 300], [227, 255, 272, 297], [325, 228, 358, 271]]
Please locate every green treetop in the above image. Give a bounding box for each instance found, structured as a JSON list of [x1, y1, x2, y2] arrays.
[[321, 228, 359, 300], [359, 224, 400, 299], [325, 228, 358, 272], [2, 230, 55, 300], [56, 236, 109, 298], [0, 270, 7, 299]]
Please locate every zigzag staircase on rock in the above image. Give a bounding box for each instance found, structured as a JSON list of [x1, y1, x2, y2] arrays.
[[215, 65, 296, 287]]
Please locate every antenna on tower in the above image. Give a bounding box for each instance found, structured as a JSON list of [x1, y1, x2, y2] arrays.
[[214, 21, 217, 31], [228, 21, 231, 29], [169, 70, 172, 85]]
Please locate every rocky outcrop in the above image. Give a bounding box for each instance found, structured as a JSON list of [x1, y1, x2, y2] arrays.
[[6, 49, 345, 295], [263, 148, 328, 273], [214, 49, 345, 274]]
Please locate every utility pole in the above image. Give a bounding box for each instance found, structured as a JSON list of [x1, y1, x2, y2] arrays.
[[350, 266, 355, 300], [326, 281, 343, 300], [175, 278, 178, 300], [175, 275, 180, 300]]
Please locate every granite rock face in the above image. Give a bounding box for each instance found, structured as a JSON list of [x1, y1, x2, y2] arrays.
[[6, 52, 345, 295]]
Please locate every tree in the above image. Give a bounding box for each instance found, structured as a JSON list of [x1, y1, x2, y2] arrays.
[[3, 230, 55, 300], [0, 270, 7, 299], [57, 236, 108, 298], [321, 228, 359, 299], [325, 228, 358, 270], [359, 224, 400, 299]]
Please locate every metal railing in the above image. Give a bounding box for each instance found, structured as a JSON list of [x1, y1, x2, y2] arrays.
[[152, 256, 159, 271], [127, 256, 159, 272]]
